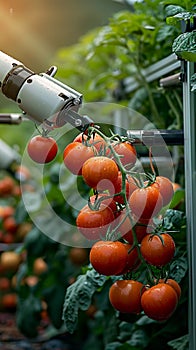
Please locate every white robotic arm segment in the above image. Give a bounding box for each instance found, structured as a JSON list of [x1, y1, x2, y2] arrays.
[[0, 51, 84, 127]]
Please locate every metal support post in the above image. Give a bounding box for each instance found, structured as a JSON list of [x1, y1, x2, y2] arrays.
[[183, 61, 196, 350]]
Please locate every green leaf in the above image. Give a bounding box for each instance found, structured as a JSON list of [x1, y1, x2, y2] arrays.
[[105, 342, 124, 350], [165, 5, 185, 18], [169, 256, 188, 283], [169, 189, 185, 209], [127, 329, 149, 348], [63, 267, 108, 333], [14, 199, 28, 223], [167, 334, 189, 349], [191, 73, 196, 91], [44, 283, 65, 329], [162, 209, 186, 230], [172, 32, 196, 62], [16, 294, 42, 338]]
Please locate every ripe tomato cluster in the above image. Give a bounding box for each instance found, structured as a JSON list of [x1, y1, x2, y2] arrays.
[[27, 126, 180, 322], [61, 128, 180, 322]]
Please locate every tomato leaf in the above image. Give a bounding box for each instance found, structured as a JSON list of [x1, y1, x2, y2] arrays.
[[172, 32, 196, 62], [162, 209, 186, 230], [105, 342, 127, 350], [16, 293, 42, 338], [165, 5, 186, 18], [127, 329, 149, 348], [63, 267, 108, 333], [167, 334, 189, 349], [191, 73, 196, 91], [169, 189, 185, 210], [169, 256, 188, 283]]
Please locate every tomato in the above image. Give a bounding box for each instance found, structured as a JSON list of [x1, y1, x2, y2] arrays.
[[0, 277, 11, 291], [76, 204, 115, 240], [109, 280, 145, 314], [123, 222, 153, 244], [109, 172, 138, 205], [90, 240, 128, 275], [158, 279, 181, 300], [82, 156, 119, 190], [141, 283, 178, 321], [2, 293, 17, 309], [129, 184, 163, 220], [2, 232, 15, 244], [69, 247, 88, 265], [63, 141, 95, 175], [27, 135, 58, 164], [155, 176, 174, 206], [0, 206, 14, 220], [112, 141, 137, 169], [140, 233, 175, 267], [15, 165, 31, 182], [172, 182, 181, 192], [117, 244, 140, 274], [74, 132, 106, 153], [0, 251, 21, 271], [89, 193, 118, 216], [0, 176, 15, 196], [3, 216, 18, 233], [116, 209, 135, 240], [33, 258, 48, 275]]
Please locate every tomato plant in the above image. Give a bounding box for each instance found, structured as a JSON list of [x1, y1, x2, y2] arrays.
[[63, 141, 96, 175], [27, 135, 58, 164], [109, 280, 145, 314]]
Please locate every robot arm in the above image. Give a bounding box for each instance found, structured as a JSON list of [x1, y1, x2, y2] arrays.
[[0, 51, 93, 130]]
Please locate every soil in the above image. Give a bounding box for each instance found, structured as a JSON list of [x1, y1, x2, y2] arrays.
[[0, 313, 76, 350]]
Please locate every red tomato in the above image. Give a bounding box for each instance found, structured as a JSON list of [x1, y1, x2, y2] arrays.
[[109, 172, 138, 205], [109, 280, 145, 314], [63, 141, 95, 175], [117, 244, 140, 274], [0, 206, 14, 220], [82, 156, 119, 190], [89, 240, 128, 275], [123, 221, 153, 244], [116, 209, 135, 240], [112, 141, 137, 169], [3, 216, 18, 234], [129, 184, 163, 220], [155, 176, 174, 206], [76, 204, 115, 240], [140, 233, 175, 267], [74, 132, 106, 153], [0, 177, 15, 196], [27, 135, 58, 164], [172, 182, 181, 192], [158, 279, 181, 300], [141, 283, 178, 321], [89, 193, 118, 216]]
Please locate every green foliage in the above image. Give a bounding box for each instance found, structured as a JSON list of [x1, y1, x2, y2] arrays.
[[167, 334, 189, 349], [16, 293, 42, 338], [54, 0, 182, 129], [172, 32, 196, 61], [63, 266, 108, 333]]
